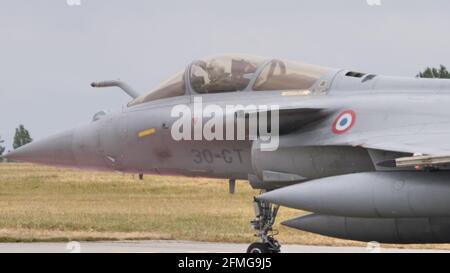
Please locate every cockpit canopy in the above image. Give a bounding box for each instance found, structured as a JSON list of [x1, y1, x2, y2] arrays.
[[190, 54, 265, 94], [128, 54, 331, 107]]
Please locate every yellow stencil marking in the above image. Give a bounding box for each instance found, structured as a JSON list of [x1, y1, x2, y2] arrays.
[[138, 128, 156, 138], [281, 90, 311, 96]]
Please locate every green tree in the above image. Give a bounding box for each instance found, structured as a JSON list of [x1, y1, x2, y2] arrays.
[[417, 65, 450, 79], [13, 125, 33, 149], [0, 136, 5, 157]]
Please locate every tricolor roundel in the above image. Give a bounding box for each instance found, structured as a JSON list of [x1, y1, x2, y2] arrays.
[[332, 110, 356, 134]]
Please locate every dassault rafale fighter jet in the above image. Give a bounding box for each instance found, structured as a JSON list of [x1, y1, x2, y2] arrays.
[[6, 54, 450, 253]]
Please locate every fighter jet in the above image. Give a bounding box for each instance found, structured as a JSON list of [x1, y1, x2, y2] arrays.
[[6, 54, 450, 253]]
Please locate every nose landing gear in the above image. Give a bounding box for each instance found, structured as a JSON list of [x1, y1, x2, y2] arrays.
[[247, 196, 281, 253]]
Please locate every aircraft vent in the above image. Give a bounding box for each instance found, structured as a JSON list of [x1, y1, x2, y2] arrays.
[[345, 71, 366, 78]]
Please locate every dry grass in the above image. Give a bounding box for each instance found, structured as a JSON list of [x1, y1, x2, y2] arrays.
[[0, 163, 449, 249]]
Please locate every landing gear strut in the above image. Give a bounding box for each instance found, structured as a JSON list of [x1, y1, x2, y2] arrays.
[[247, 194, 280, 253]]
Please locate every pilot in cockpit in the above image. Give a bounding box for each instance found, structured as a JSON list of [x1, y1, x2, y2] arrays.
[[191, 57, 259, 93]]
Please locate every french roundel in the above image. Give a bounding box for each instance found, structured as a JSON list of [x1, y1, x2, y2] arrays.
[[332, 110, 356, 134]]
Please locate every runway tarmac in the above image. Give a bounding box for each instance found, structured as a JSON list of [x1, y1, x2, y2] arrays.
[[0, 240, 448, 253]]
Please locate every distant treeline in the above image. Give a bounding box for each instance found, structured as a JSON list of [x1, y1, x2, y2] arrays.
[[0, 125, 33, 160]]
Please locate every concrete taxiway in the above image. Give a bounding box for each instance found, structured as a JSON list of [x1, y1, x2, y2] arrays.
[[0, 240, 448, 253]]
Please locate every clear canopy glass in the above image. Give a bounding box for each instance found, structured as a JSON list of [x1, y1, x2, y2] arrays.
[[128, 54, 331, 107], [253, 59, 330, 91], [128, 70, 185, 107], [190, 54, 266, 94]]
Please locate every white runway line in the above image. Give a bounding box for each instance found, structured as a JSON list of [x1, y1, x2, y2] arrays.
[[0, 240, 448, 253]]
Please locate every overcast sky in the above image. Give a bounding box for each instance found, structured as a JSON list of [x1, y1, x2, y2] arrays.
[[1, 0, 450, 149]]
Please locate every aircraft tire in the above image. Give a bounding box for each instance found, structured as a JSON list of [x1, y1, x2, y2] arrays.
[[246, 242, 272, 253]]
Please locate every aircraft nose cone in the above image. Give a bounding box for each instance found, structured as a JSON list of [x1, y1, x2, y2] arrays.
[[5, 130, 77, 167]]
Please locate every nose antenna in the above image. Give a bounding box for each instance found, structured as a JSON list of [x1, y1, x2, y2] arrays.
[[91, 80, 140, 99]]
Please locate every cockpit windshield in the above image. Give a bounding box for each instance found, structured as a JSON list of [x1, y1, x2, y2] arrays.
[[190, 54, 265, 93], [128, 70, 185, 107]]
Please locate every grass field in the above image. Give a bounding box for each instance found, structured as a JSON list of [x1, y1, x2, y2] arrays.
[[0, 163, 449, 250]]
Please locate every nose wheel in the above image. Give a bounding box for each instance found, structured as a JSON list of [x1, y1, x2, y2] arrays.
[[247, 242, 271, 253], [247, 195, 280, 253]]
